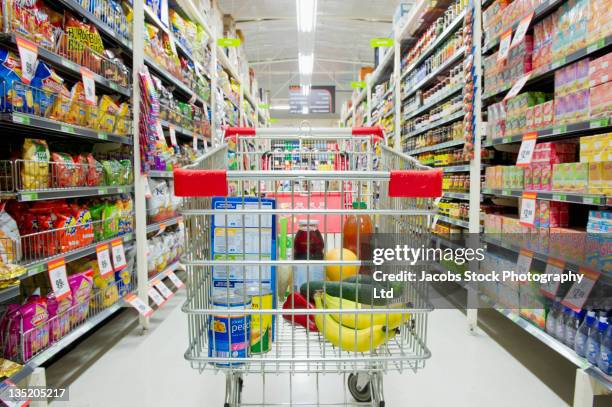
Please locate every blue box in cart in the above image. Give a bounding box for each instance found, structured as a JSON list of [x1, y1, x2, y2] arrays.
[[210, 197, 277, 325]]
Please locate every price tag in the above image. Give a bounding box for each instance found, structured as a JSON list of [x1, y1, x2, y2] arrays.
[[111, 239, 127, 271], [430, 215, 439, 230], [148, 287, 166, 307], [80, 67, 96, 106], [561, 268, 600, 311], [519, 192, 537, 226], [156, 223, 167, 236], [540, 258, 565, 298], [96, 243, 113, 278], [510, 12, 534, 48], [169, 124, 177, 146], [125, 293, 154, 317], [153, 279, 174, 299], [16, 37, 38, 84], [504, 72, 532, 100], [515, 248, 533, 280], [497, 29, 513, 61], [516, 132, 538, 166], [47, 258, 70, 301], [167, 270, 185, 288]]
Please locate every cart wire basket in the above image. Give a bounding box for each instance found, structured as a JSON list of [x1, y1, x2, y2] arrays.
[[174, 126, 442, 407]]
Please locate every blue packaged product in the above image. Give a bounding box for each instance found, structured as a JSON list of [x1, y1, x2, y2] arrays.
[[208, 293, 251, 366], [30, 61, 64, 117], [0, 48, 31, 113]]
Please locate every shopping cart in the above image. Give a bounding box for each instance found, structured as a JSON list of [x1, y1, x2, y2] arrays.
[[174, 126, 441, 407]]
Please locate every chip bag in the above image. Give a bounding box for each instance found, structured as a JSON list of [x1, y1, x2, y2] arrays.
[[30, 61, 64, 118], [51, 152, 77, 188], [68, 270, 93, 325], [97, 95, 119, 132], [102, 202, 119, 239], [0, 48, 31, 113], [21, 138, 50, 190], [102, 160, 121, 185], [85, 153, 103, 186], [115, 102, 131, 135], [73, 154, 88, 186], [46, 292, 72, 343], [0, 207, 21, 263]]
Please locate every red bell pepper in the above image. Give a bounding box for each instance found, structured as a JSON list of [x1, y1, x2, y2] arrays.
[[282, 292, 318, 332]]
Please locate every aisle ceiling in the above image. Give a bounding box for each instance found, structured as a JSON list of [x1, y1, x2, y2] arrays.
[[218, 0, 401, 116]]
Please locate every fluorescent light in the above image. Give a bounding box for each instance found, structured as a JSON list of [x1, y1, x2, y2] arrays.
[[271, 104, 290, 110], [296, 0, 317, 33], [298, 53, 313, 76]]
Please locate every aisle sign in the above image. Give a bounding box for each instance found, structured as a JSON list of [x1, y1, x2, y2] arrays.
[[515, 249, 533, 281], [47, 258, 70, 301], [497, 29, 513, 61], [167, 270, 185, 289], [111, 239, 127, 271], [370, 38, 394, 47], [351, 81, 366, 89], [504, 72, 532, 100], [516, 132, 538, 166], [217, 38, 241, 47], [169, 124, 177, 146], [16, 37, 38, 84], [96, 243, 114, 278], [80, 68, 96, 106], [562, 268, 600, 311], [148, 287, 166, 307], [125, 293, 154, 317], [519, 192, 537, 226], [153, 279, 174, 299], [510, 12, 534, 48], [540, 258, 565, 298]]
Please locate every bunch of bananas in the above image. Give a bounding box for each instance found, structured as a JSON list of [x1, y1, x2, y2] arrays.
[[313, 292, 408, 353]]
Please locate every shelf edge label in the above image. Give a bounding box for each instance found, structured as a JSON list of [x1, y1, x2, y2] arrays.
[[217, 38, 241, 47], [47, 257, 70, 301], [16, 37, 38, 84]]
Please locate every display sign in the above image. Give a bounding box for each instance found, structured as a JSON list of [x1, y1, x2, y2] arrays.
[[48, 258, 70, 301], [16, 37, 37, 84], [289, 85, 335, 114], [519, 192, 537, 227], [111, 239, 127, 271], [80, 68, 96, 106], [540, 258, 565, 298], [96, 243, 113, 278], [562, 268, 600, 311], [125, 293, 154, 317], [516, 132, 538, 166], [167, 271, 185, 288], [148, 287, 165, 307]]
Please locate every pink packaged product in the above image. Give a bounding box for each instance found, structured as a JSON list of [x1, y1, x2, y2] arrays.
[[575, 59, 590, 91], [524, 165, 533, 190], [589, 81, 612, 118], [0, 304, 21, 360], [540, 164, 552, 190], [542, 100, 554, 127], [1, 296, 50, 362], [68, 270, 93, 326], [46, 292, 72, 344], [554, 94, 567, 124], [533, 104, 542, 129], [589, 52, 612, 88]]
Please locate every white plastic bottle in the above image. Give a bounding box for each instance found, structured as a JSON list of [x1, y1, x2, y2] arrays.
[[575, 311, 596, 357]]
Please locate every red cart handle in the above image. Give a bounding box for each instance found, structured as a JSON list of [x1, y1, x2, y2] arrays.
[[173, 169, 228, 197], [389, 169, 443, 198], [224, 127, 256, 138], [352, 127, 384, 143]]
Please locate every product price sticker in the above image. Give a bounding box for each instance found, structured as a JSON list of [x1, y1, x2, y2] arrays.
[[125, 293, 153, 317], [167, 270, 185, 288], [169, 124, 177, 146], [504, 72, 532, 100], [148, 287, 166, 307], [96, 243, 113, 278], [80, 68, 96, 106], [562, 268, 600, 311], [515, 249, 533, 282], [519, 192, 537, 226], [47, 258, 70, 301], [516, 132, 537, 166], [111, 239, 127, 271], [510, 12, 534, 48], [497, 29, 513, 61], [540, 258, 565, 298], [153, 279, 174, 299], [16, 37, 37, 84]]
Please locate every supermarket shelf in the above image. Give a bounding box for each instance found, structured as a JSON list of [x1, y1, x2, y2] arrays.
[[482, 0, 564, 53], [482, 188, 610, 206], [404, 110, 464, 139], [443, 191, 471, 200], [15, 185, 133, 202], [479, 293, 612, 391], [0, 285, 19, 302], [0, 113, 132, 145], [483, 35, 612, 101], [55, 0, 132, 50], [483, 117, 612, 147], [403, 84, 463, 121], [400, 9, 466, 81], [148, 171, 174, 179], [147, 216, 183, 234], [443, 164, 486, 173], [405, 138, 464, 155], [369, 48, 395, 86], [0, 34, 130, 97], [160, 120, 196, 138], [148, 261, 182, 285], [430, 234, 468, 252], [435, 214, 471, 229], [402, 47, 465, 101], [21, 233, 134, 280], [144, 55, 206, 106]]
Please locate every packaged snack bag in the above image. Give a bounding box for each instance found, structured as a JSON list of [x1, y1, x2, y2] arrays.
[[65, 82, 88, 126], [49, 84, 71, 122], [147, 178, 170, 221], [85, 154, 103, 186], [51, 152, 77, 188], [102, 202, 119, 239], [71, 204, 93, 248], [0, 207, 21, 263], [46, 292, 72, 343], [85, 259, 119, 309], [97, 95, 119, 132], [0, 48, 31, 113], [21, 138, 50, 190], [102, 160, 121, 185], [20, 295, 49, 361], [115, 102, 131, 135], [0, 304, 21, 359], [68, 270, 93, 325], [118, 159, 133, 185], [118, 197, 133, 235], [73, 154, 88, 186], [30, 61, 64, 118]]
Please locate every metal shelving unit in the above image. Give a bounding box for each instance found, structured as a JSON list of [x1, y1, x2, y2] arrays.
[[482, 188, 610, 206]]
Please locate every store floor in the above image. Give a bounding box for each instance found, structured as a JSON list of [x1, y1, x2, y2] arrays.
[[47, 289, 572, 407]]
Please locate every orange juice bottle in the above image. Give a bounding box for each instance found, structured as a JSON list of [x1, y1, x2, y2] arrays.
[[343, 201, 373, 272]]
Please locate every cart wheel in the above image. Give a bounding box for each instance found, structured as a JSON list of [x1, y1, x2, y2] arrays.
[[347, 373, 372, 403]]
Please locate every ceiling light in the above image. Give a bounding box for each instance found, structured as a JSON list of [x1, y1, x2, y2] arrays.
[[296, 0, 318, 33], [271, 104, 290, 110], [298, 53, 313, 76]]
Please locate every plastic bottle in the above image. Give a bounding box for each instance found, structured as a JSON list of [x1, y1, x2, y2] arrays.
[[564, 310, 582, 349], [598, 323, 612, 375], [586, 317, 605, 365], [545, 299, 561, 336], [575, 311, 596, 357], [555, 307, 571, 341], [293, 219, 325, 291], [343, 201, 373, 266]]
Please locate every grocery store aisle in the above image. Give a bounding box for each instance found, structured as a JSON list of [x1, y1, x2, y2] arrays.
[[47, 290, 569, 407]]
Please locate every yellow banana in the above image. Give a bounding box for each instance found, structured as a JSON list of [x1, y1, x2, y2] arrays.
[[324, 293, 407, 330], [314, 293, 397, 352]]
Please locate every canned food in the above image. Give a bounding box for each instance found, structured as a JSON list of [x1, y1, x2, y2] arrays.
[[236, 287, 273, 353], [208, 294, 251, 365]]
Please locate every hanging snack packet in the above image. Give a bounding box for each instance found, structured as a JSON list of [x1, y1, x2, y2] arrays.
[[102, 202, 119, 239], [65, 82, 88, 126], [20, 295, 50, 361], [51, 152, 77, 188], [118, 159, 132, 185], [0, 48, 31, 113], [70, 204, 93, 248], [73, 154, 88, 186], [30, 61, 64, 118], [21, 138, 50, 190], [46, 291, 72, 343]]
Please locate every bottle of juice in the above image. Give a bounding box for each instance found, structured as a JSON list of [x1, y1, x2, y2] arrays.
[[293, 219, 325, 291], [343, 201, 373, 269]]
